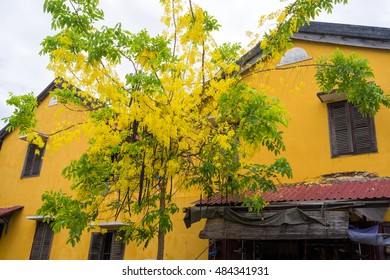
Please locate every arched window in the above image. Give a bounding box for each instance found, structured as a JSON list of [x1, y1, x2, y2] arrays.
[[277, 47, 312, 67]]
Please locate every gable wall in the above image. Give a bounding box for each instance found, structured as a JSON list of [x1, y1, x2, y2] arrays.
[[244, 40, 390, 183]]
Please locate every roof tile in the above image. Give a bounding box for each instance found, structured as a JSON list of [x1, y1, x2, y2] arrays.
[[196, 178, 390, 205], [0, 206, 24, 217]]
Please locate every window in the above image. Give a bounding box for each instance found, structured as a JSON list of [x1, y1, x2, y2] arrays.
[[327, 100, 377, 157], [48, 96, 58, 107], [29, 222, 54, 260], [21, 143, 45, 178], [277, 47, 312, 67], [88, 231, 125, 260], [0, 223, 4, 239]]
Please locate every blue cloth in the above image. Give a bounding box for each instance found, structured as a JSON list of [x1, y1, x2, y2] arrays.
[[348, 225, 390, 246]]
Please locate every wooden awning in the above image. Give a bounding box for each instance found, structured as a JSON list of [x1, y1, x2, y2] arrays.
[[0, 206, 24, 237], [197, 208, 349, 240], [0, 206, 24, 218]]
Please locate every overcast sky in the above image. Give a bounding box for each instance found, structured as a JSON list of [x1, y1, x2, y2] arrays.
[[0, 0, 389, 127]]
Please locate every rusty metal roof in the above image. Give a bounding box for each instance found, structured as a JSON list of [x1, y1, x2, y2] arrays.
[[196, 178, 390, 205], [0, 206, 24, 217]]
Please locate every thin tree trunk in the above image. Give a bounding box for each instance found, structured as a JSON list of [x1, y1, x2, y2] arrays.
[[156, 181, 166, 260]]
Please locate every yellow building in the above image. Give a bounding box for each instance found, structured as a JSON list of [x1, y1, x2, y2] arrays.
[[186, 22, 390, 260], [1, 22, 390, 260]]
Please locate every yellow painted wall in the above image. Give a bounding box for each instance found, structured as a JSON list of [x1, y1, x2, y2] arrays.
[[0, 94, 90, 259], [244, 40, 390, 183]]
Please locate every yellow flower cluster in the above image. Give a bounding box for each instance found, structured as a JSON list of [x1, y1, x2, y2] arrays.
[[25, 132, 46, 152]]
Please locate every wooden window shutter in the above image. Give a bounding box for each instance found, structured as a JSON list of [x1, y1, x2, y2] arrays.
[[110, 232, 125, 260], [328, 102, 353, 156], [88, 231, 125, 260], [31, 148, 44, 176], [22, 145, 36, 177], [328, 101, 377, 157], [351, 105, 377, 153], [30, 222, 54, 260], [22, 144, 45, 178], [40, 224, 54, 260], [29, 222, 45, 259], [88, 233, 104, 260]]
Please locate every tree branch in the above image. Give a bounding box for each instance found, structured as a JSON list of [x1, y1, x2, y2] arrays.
[[37, 121, 86, 137], [238, 62, 333, 84]]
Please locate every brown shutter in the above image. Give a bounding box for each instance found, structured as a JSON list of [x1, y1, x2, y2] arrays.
[[328, 102, 353, 156], [351, 105, 377, 153], [40, 223, 54, 260], [30, 222, 44, 260], [328, 101, 377, 157], [110, 232, 125, 260], [89, 231, 125, 260], [32, 148, 44, 176], [22, 145, 36, 177], [30, 222, 54, 260], [88, 233, 104, 260], [22, 144, 45, 177]]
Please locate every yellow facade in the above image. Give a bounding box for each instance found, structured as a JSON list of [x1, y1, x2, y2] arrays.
[[245, 40, 390, 182], [1, 22, 389, 260], [0, 91, 88, 259]]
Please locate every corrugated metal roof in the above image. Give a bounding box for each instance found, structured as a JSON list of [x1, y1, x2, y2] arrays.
[[0, 205, 24, 217], [196, 178, 390, 205]]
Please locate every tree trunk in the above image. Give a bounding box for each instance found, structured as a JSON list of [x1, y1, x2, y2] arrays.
[[156, 181, 166, 260]]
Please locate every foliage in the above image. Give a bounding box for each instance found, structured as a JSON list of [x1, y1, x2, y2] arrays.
[[255, 0, 348, 62], [4, 0, 389, 259], [316, 49, 390, 116], [37, 189, 93, 247], [33, 0, 295, 256], [3, 93, 38, 135]]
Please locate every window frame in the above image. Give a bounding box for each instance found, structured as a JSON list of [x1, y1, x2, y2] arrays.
[[21, 143, 46, 178], [327, 100, 378, 158], [29, 222, 54, 260], [88, 231, 125, 260]]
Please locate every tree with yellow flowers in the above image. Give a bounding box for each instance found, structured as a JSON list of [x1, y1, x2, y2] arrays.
[[4, 0, 389, 259]]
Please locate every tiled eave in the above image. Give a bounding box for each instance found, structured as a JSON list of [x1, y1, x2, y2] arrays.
[[195, 177, 390, 207], [0, 205, 24, 218]]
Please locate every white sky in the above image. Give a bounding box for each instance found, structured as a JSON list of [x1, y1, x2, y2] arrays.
[[0, 0, 389, 127]]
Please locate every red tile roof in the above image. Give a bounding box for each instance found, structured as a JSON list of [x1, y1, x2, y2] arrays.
[[0, 206, 24, 217], [196, 178, 390, 205]]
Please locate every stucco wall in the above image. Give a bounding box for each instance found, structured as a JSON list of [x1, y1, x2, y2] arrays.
[[244, 40, 390, 183]]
